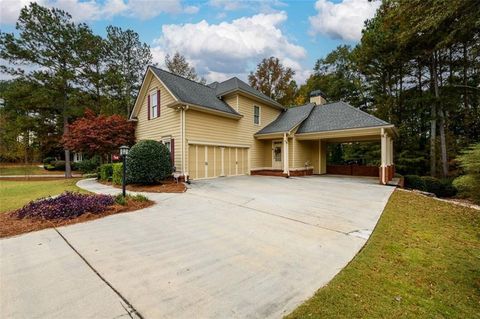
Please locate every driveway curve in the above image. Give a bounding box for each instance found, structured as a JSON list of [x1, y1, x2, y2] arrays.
[[1, 175, 395, 319]]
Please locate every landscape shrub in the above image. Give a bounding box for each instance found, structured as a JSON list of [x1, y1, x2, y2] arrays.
[[439, 178, 458, 197], [115, 193, 127, 205], [453, 143, 480, 204], [99, 163, 113, 181], [76, 156, 101, 173], [53, 160, 66, 170], [112, 163, 123, 185], [126, 140, 172, 184], [404, 175, 426, 191], [15, 192, 114, 220], [43, 157, 56, 165], [421, 176, 444, 196], [114, 193, 149, 206]]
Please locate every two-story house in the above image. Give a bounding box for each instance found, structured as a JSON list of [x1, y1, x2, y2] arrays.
[[130, 66, 397, 184]]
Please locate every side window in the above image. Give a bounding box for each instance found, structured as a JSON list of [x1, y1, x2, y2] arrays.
[[151, 91, 158, 118], [254, 105, 260, 125]]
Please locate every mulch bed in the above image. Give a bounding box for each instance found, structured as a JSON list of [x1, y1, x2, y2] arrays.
[[100, 180, 187, 193], [0, 198, 154, 239]]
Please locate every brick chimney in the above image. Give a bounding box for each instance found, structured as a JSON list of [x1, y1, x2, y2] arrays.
[[309, 90, 326, 105]]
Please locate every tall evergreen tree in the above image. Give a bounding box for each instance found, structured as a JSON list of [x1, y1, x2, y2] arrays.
[[104, 26, 152, 116], [0, 3, 91, 177]]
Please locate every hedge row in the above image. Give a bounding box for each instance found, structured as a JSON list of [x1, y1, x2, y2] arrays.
[[404, 175, 457, 197]]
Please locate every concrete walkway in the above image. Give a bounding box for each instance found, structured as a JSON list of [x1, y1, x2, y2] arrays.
[[1, 175, 395, 319]]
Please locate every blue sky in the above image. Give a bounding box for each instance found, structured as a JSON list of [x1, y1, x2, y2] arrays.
[[0, 0, 380, 83]]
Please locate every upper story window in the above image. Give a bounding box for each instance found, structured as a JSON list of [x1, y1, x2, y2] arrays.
[[254, 105, 260, 125], [150, 91, 158, 119]]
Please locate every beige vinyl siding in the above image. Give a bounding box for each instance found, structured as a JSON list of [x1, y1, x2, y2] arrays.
[[291, 138, 316, 169], [135, 73, 182, 171], [185, 94, 281, 173]]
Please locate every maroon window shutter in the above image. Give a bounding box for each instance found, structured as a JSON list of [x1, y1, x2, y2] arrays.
[[157, 89, 161, 117], [170, 138, 175, 166], [147, 94, 151, 120]]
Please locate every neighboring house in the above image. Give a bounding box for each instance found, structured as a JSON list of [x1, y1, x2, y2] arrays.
[[130, 66, 397, 184]]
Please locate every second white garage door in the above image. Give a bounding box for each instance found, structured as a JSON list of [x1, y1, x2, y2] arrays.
[[188, 144, 248, 180]]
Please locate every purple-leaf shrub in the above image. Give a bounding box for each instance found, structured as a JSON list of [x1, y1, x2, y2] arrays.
[[15, 192, 115, 220]]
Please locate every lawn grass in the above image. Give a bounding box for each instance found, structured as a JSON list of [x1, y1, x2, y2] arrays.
[[0, 179, 88, 213], [286, 190, 480, 319], [0, 165, 57, 176]]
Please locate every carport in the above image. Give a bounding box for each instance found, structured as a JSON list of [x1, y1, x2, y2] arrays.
[[254, 98, 398, 185], [295, 126, 397, 185]]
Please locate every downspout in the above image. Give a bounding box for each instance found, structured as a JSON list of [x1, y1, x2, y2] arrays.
[[181, 105, 189, 181]]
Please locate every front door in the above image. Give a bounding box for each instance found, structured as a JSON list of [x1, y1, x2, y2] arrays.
[[272, 141, 283, 169]]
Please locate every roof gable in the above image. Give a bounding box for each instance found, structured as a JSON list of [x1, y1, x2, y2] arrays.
[[150, 66, 240, 116], [256, 103, 315, 135], [214, 77, 284, 110], [296, 101, 390, 134]]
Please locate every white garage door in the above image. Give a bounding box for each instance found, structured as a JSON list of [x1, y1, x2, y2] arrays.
[[188, 144, 248, 180]]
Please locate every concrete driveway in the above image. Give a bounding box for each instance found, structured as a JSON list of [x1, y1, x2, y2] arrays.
[[1, 175, 395, 319]]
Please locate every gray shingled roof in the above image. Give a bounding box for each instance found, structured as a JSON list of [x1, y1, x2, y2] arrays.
[[150, 67, 240, 116], [296, 101, 389, 134], [256, 103, 315, 135], [214, 77, 284, 109]]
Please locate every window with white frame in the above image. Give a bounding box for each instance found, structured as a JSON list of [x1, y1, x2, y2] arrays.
[[163, 138, 171, 153], [254, 105, 260, 125], [150, 91, 158, 118]]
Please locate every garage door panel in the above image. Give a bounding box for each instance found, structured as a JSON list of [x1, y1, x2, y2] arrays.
[[189, 144, 248, 179], [215, 147, 223, 177], [207, 146, 215, 178], [188, 144, 197, 180]]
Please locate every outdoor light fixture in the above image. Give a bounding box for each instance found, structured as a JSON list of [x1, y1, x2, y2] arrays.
[[120, 145, 129, 156], [119, 145, 129, 197]]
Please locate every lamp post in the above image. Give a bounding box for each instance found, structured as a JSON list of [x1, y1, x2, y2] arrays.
[[119, 145, 129, 197]]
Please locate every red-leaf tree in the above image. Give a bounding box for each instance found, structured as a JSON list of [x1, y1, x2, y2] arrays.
[[62, 109, 135, 159]]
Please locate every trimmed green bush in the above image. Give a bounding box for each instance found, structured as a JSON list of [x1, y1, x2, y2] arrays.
[[115, 193, 127, 205], [99, 163, 113, 181], [421, 176, 443, 196], [112, 163, 123, 185], [43, 157, 56, 165], [126, 140, 172, 184], [404, 175, 426, 191], [76, 156, 101, 173]]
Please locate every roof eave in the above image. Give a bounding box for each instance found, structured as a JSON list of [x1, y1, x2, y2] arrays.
[[168, 101, 243, 119]]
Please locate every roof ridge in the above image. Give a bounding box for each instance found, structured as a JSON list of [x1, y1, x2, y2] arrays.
[[338, 101, 388, 124], [149, 65, 215, 90]]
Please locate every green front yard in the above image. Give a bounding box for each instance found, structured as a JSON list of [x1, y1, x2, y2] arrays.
[[0, 165, 56, 176], [287, 190, 480, 318], [0, 179, 87, 213]]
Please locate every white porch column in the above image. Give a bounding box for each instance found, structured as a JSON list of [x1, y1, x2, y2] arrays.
[[390, 137, 394, 165], [283, 133, 289, 175], [380, 128, 387, 184]]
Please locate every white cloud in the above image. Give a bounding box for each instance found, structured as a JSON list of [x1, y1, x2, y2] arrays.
[[309, 0, 380, 41], [0, 0, 196, 25], [0, 0, 40, 24], [152, 12, 308, 83]]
